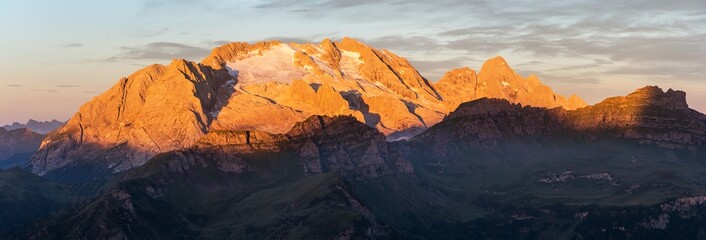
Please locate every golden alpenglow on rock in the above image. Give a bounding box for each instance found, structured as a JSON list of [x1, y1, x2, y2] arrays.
[[435, 56, 587, 112], [28, 38, 586, 178]]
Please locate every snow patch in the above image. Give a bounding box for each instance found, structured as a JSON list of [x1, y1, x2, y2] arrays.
[[340, 50, 364, 80], [501, 81, 510, 87], [225, 45, 305, 86], [341, 51, 364, 65]]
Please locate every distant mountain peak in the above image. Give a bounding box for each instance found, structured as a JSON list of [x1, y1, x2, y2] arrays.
[[480, 55, 511, 70], [2, 119, 64, 134]]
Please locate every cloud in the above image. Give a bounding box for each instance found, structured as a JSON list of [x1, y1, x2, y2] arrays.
[[140, 0, 214, 11], [254, 0, 484, 10], [61, 43, 83, 48], [259, 36, 316, 44], [31, 89, 57, 93], [410, 57, 475, 81], [107, 42, 210, 61], [252, 0, 487, 22], [602, 63, 706, 81], [411, 57, 471, 72], [429, 4, 706, 83], [6, 84, 24, 87], [132, 28, 171, 38], [364, 36, 445, 52], [55, 85, 81, 88], [210, 40, 232, 47], [115, 0, 706, 93], [143, 0, 197, 8]]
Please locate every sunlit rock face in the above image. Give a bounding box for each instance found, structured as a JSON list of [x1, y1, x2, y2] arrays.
[[205, 38, 446, 139], [28, 60, 232, 177], [435, 56, 587, 112], [28, 38, 587, 178]]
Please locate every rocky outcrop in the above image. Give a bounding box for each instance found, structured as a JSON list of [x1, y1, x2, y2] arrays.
[[287, 115, 413, 180], [416, 98, 568, 148], [569, 86, 706, 148], [434, 67, 478, 111], [416, 86, 706, 150], [198, 115, 413, 179], [435, 57, 587, 112]]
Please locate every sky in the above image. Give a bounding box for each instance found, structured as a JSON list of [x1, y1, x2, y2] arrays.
[[1, 0, 705, 124]]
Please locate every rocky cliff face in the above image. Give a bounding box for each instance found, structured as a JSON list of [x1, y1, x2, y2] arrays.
[[286, 115, 413, 179], [188, 115, 413, 179], [569, 86, 706, 148], [205, 38, 446, 138], [28, 60, 232, 176], [435, 57, 587, 112], [417, 86, 706, 151], [28, 38, 586, 178], [415, 98, 569, 151]]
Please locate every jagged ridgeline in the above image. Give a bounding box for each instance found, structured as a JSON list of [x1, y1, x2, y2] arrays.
[[27, 38, 586, 181]]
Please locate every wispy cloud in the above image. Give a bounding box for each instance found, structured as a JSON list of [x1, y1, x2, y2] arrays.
[[143, 0, 197, 9], [55, 85, 82, 88], [254, 0, 485, 10], [6, 84, 24, 87], [31, 89, 57, 93], [259, 36, 315, 43], [410, 57, 475, 81], [364, 36, 445, 52], [106, 42, 210, 61], [132, 28, 171, 38], [60, 43, 83, 48]]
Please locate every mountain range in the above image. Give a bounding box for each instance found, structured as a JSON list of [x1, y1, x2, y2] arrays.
[[2, 119, 64, 134], [27, 38, 586, 181], [1, 38, 705, 239]]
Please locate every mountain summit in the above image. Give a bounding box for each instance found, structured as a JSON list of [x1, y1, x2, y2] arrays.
[[435, 56, 586, 111], [27, 38, 586, 180]]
